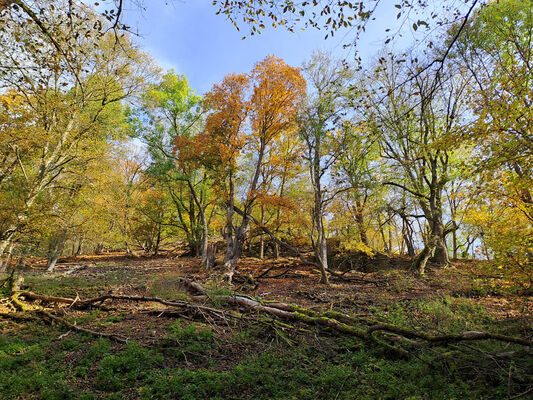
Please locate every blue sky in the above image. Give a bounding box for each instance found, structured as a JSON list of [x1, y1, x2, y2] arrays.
[[124, 0, 407, 94]]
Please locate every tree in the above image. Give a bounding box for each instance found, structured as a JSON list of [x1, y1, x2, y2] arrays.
[[203, 56, 306, 276], [333, 118, 382, 253], [253, 128, 306, 259], [298, 52, 353, 284], [367, 55, 468, 273], [129, 178, 172, 255], [0, 2, 154, 263], [449, 0, 533, 286], [131, 72, 211, 261]]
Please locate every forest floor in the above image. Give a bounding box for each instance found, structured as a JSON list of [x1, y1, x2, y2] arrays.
[[1, 252, 532, 399]]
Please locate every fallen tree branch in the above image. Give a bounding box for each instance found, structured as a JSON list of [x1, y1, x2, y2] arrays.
[[176, 279, 533, 354], [324, 268, 385, 286], [267, 269, 290, 279], [63, 263, 95, 275], [255, 265, 275, 279], [11, 278, 533, 358], [37, 309, 129, 344], [18, 291, 191, 310]]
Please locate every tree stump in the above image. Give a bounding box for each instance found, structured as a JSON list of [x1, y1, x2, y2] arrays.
[[205, 243, 217, 269]]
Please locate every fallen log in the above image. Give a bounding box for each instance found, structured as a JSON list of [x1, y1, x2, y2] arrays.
[[18, 290, 191, 310], [176, 279, 533, 354]]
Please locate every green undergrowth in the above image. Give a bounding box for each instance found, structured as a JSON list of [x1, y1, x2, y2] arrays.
[[148, 272, 190, 300], [1, 311, 530, 400], [22, 268, 150, 298], [1, 265, 531, 400], [370, 295, 493, 332]]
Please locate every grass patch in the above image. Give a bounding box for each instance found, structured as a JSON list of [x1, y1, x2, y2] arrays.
[[148, 272, 189, 300], [0, 311, 527, 399]]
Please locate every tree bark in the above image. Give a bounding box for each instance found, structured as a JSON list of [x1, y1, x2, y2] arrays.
[[429, 216, 449, 265], [259, 206, 265, 259], [0, 240, 14, 273], [187, 179, 208, 264], [412, 236, 436, 275], [205, 243, 217, 269], [401, 217, 415, 257], [354, 200, 368, 246], [224, 173, 235, 265], [47, 230, 66, 272]]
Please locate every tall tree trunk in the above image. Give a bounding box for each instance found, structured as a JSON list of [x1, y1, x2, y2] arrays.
[[388, 224, 393, 254], [0, 230, 16, 258], [317, 228, 329, 284], [312, 173, 329, 284], [452, 226, 457, 260], [402, 220, 415, 257], [153, 223, 161, 256]]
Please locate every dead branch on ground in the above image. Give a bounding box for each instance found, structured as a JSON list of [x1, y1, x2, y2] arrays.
[[3, 276, 532, 358]]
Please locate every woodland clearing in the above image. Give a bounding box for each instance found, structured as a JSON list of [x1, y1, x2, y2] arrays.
[[1, 252, 532, 399]]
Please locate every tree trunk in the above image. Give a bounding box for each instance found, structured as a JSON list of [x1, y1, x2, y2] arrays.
[[0, 240, 14, 273], [388, 224, 393, 254], [47, 233, 66, 273], [224, 174, 235, 265], [153, 224, 161, 256], [430, 218, 449, 265], [317, 232, 329, 284], [224, 142, 265, 275], [312, 180, 329, 284], [401, 218, 415, 257], [187, 179, 208, 264], [47, 253, 60, 273], [259, 236, 264, 259], [259, 206, 265, 260], [452, 226, 457, 260], [380, 226, 389, 254], [0, 233, 15, 258], [225, 224, 247, 269], [412, 236, 436, 275], [205, 242, 217, 269], [354, 200, 368, 246], [95, 243, 104, 254]]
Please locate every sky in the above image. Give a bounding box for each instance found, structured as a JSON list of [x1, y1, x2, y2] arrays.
[[123, 0, 407, 95]]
